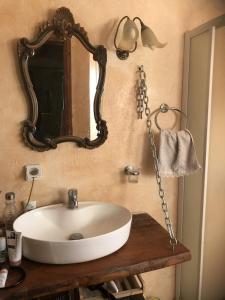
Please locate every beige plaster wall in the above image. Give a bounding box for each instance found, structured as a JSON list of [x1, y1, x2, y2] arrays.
[[0, 1, 224, 299]]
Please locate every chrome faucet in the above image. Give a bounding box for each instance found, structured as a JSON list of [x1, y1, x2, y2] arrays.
[[68, 189, 78, 209]]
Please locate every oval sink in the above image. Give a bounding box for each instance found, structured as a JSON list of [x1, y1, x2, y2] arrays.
[[14, 202, 132, 264]]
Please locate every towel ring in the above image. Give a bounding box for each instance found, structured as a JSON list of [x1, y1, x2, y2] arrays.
[[151, 103, 187, 130]]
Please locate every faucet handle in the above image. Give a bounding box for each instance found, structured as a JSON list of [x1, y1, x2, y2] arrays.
[[68, 189, 78, 209], [68, 189, 78, 198]]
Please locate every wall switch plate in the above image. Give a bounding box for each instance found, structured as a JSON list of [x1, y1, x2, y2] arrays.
[[25, 165, 42, 181]]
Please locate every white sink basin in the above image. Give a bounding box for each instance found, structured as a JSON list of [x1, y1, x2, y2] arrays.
[[14, 202, 132, 264]]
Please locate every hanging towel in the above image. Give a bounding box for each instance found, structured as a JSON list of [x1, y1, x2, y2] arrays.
[[158, 129, 201, 177]]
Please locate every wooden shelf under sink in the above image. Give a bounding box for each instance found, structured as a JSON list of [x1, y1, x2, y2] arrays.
[[0, 213, 191, 300]]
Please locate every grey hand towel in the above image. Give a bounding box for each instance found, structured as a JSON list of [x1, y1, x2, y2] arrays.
[[158, 129, 201, 177]]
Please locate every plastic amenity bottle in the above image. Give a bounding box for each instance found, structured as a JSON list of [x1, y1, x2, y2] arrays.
[[0, 190, 7, 262], [3, 192, 18, 232], [0, 218, 7, 263], [3, 192, 22, 266]]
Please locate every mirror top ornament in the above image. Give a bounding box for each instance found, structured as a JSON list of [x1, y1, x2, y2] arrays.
[[18, 7, 108, 151]]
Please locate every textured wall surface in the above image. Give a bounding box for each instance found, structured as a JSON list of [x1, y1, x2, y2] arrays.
[[0, 1, 224, 299]]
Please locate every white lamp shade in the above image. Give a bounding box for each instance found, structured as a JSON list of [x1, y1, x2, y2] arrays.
[[141, 25, 167, 50], [118, 19, 139, 51]]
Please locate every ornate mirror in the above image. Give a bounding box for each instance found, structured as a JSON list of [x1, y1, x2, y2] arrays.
[[18, 7, 107, 151]]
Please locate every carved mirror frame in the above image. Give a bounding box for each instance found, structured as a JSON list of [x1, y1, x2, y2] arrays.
[[18, 7, 108, 151]]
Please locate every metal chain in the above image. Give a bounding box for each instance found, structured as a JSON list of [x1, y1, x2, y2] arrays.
[[136, 65, 177, 251], [136, 67, 146, 119]]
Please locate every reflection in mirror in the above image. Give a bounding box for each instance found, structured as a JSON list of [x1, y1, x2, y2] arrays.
[[71, 38, 99, 140], [28, 39, 65, 141], [28, 36, 98, 142], [18, 7, 107, 151]]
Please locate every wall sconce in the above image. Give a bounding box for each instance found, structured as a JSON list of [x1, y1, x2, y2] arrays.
[[114, 16, 167, 60]]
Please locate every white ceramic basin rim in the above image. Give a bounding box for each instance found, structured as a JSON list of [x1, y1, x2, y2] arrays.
[[14, 202, 132, 264]]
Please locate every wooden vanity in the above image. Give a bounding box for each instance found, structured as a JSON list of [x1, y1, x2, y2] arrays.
[[0, 213, 191, 300]]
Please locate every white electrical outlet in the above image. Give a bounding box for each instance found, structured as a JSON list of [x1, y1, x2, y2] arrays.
[[25, 164, 42, 181]]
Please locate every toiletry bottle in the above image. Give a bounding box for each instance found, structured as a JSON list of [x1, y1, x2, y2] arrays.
[[0, 218, 7, 263], [3, 192, 21, 266], [3, 192, 18, 232]]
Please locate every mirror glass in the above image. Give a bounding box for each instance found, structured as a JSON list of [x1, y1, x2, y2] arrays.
[[28, 35, 99, 143]]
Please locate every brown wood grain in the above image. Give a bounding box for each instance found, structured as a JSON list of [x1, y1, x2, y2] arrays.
[[0, 213, 191, 300]]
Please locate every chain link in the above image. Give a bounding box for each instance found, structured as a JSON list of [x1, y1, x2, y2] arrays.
[[137, 65, 177, 251]]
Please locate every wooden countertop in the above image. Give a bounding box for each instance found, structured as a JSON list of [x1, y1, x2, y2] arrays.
[[0, 213, 191, 299]]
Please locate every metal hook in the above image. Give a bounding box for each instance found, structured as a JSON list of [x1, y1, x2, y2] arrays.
[[159, 103, 169, 113]]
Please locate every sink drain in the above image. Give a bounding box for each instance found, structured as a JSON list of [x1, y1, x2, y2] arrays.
[[69, 233, 84, 240]]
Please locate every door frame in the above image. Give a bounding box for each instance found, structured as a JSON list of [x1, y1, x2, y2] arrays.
[[176, 14, 225, 300]]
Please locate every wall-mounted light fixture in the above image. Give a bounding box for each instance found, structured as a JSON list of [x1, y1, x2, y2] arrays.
[[114, 16, 167, 60]]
